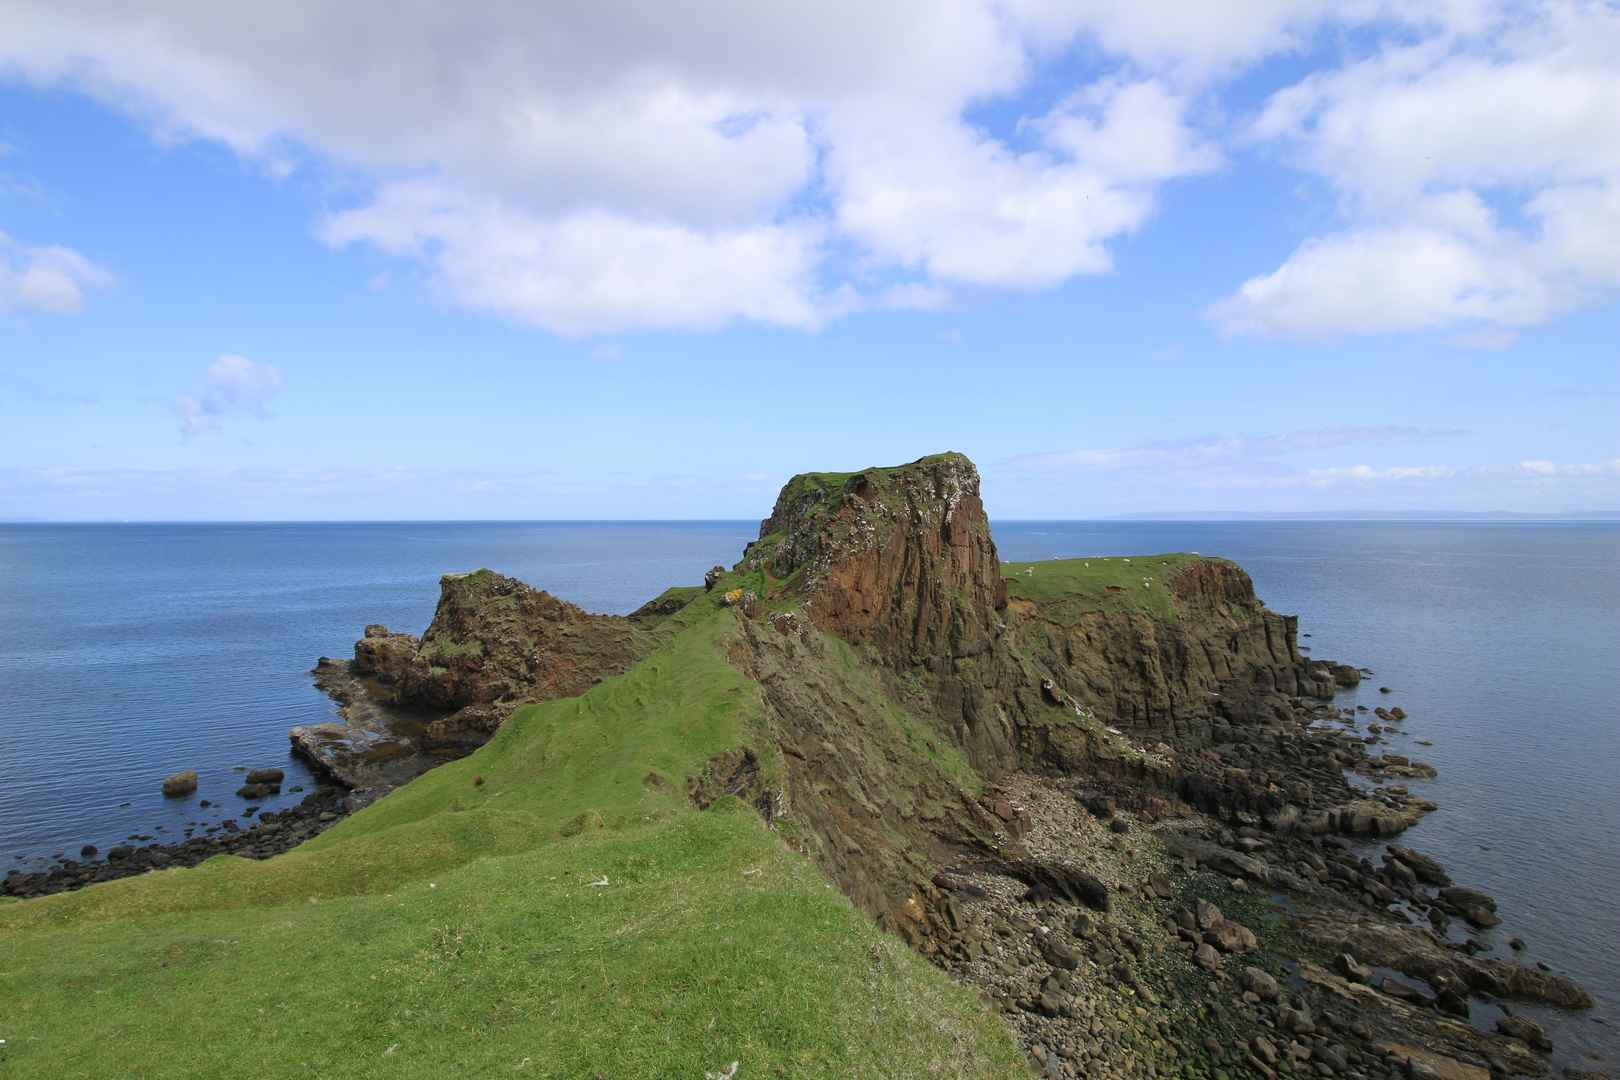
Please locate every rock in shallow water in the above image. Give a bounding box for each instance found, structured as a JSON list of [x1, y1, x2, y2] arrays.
[[161, 769, 197, 797]]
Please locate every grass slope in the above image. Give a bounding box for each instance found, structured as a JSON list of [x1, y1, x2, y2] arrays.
[[1002, 553, 1206, 621], [0, 596, 1028, 1079]]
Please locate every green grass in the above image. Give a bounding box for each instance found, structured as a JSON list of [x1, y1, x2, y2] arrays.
[[769, 452, 971, 525], [818, 634, 983, 797], [1002, 553, 1208, 622], [0, 598, 1029, 1079], [631, 585, 705, 623]]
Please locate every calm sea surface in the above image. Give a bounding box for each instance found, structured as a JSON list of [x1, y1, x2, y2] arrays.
[[2, 521, 1616, 1061]]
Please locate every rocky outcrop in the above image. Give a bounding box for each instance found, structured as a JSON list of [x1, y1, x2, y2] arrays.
[[1297, 913, 1594, 1010], [302, 570, 658, 783], [743, 452, 1007, 666], [1011, 559, 1319, 746], [354, 569, 650, 720]]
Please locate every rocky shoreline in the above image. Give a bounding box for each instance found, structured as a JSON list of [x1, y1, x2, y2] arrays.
[[921, 717, 1603, 1080], [1, 785, 362, 900]]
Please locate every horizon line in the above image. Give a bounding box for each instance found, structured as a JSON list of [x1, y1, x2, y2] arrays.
[[5, 513, 1618, 526]]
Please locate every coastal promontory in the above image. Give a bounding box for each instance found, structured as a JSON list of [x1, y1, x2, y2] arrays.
[[0, 453, 1590, 1079]]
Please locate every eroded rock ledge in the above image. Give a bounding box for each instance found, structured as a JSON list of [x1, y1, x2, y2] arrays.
[[295, 568, 657, 786]]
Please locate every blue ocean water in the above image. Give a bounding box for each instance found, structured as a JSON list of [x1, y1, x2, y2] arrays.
[[2, 521, 1616, 1061]]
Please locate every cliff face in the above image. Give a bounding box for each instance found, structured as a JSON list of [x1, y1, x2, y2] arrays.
[[1007, 558, 1318, 746], [714, 456, 1370, 944], [739, 456, 1326, 777], [745, 452, 1008, 666]]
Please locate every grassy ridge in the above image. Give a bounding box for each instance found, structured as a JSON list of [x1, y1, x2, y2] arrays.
[[1002, 553, 1206, 621], [0, 596, 1029, 1079]]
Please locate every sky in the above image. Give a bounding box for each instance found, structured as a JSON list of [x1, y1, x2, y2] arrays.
[[0, 0, 1616, 521]]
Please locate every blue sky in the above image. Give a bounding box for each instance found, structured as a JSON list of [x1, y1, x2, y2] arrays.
[[1, 1, 1616, 520]]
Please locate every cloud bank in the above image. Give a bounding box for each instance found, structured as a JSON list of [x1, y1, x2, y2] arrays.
[[995, 426, 1620, 490], [2, 2, 1618, 337], [1214, 1, 1620, 337]]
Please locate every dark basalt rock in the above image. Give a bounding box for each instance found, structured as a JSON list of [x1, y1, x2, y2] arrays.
[[1004, 859, 1110, 911], [2, 788, 356, 900]]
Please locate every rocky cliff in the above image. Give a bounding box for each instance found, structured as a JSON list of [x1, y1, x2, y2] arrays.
[[297, 569, 657, 786], [744, 452, 1008, 665], [711, 456, 1391, 941], [353, 568, 651, 727]]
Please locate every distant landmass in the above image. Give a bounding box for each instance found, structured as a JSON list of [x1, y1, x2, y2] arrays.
[[1104, 509, 1620, 522]]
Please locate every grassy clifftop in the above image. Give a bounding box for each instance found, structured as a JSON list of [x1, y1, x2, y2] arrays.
[[0, 590, 1029, 1079], [1002, 553, 1211, 621]]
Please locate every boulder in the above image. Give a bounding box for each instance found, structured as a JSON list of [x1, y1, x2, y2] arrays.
[[1440, 886, 1497, 913], [1336, 952, 1375, 984], [1239, 966, 1281, 1001], [1206, 919, 1259, 954], [161, 770, 198, 798], [1331, 664, 1362, 688], [1010, 859, 1110, 911], [245, 767, 284, 785], [236, 782, 278, 800], [1278, 1006, 1315, 1035], [1378, 976, 1435, 1006], [1038, 935, 1082, 971], [1387, 845, 1451, 886], [1496, 1016, 1552, 1052]]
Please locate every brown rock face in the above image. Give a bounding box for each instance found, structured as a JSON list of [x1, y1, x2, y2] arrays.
[[1017, 560, 1309, 744], [748, 452, 1007, 666], [355, 569, 650, 716]]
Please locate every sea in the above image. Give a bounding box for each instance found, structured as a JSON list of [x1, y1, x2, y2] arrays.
[[2, 520, 1615, 1065]]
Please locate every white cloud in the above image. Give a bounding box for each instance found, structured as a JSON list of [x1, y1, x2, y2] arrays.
[[0, 232, 112, 314], [6, 1, 1607, 339], [824, 78, 1218, 291], [0, 0, 1405, 335], [1211, 220, 1553, 336], [1220, 0, 1620, 337], [1518, 457, 1620, 478], [173, 354, 283, 437], [320, 184, 825, 335]]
